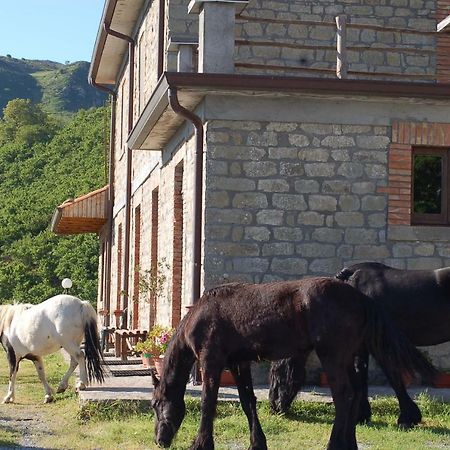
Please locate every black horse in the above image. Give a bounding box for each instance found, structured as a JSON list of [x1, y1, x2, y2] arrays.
[[269, 262, 449, 428], [151, 277, 434, 450]]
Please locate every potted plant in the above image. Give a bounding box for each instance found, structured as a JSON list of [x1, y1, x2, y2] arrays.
[[134, 324, 174, 374], [432, 369, 450, 388]]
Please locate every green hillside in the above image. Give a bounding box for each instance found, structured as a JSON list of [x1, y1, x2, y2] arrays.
[[0, 99, 109, 304], [0, 56, 107, 118]]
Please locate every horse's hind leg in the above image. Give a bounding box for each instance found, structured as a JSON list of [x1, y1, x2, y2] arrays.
[[385, 371, 421, 428], [318, 352, 359, 450], [355, 349, 372, 424], [57, 354, 79, 393], [191, 361, 222, 450], [30, 356, 54, 403], [230, 362, 267, 450], [269, 351, 311, 414], [3, 346, 18, 404], [63, 344, 88, 391]]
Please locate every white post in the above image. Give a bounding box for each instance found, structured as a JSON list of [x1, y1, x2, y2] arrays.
[[188, 0, 249, 73], [336, 15, 348, 79]]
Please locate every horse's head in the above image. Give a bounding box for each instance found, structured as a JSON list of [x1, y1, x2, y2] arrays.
[[151, 369, 186, 448]]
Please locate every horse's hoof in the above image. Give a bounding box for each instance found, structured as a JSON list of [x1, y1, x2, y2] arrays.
[[2, 397, 13, 404], [76, 382, 87, 391], [56, 386, 67, 394], [398, 422, 415, 430], [44, 395, 54, 404]]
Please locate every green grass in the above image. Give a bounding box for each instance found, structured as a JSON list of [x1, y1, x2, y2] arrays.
[[1, 351, 450, 449]]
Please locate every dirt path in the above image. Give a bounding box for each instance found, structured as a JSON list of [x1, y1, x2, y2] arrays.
[[0, 403, 54, 449]]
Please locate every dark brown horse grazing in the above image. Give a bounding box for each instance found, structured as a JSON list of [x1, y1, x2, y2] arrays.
[[151, 277, 434, 450], [269, 262, 449, 428]]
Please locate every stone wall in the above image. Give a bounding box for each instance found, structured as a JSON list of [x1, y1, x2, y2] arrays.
[[235, 0, 437, 81], [204, 119, 391, 286], [203, 117, 450, 373]]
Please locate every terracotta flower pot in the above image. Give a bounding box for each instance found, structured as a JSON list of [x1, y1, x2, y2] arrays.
[[320, 372, 329, 387], [199, 369, 236, 386], [432, 372, 450, 388], [141, 353, 153, 368], [154, 356, 164, 376]]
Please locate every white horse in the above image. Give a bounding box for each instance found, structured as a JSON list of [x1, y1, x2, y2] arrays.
[[0, 294, 105, 403]]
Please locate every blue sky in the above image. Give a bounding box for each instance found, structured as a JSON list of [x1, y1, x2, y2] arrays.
[[0, 0, 105, 63]]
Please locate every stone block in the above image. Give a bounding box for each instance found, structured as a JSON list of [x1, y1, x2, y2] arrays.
[[233, 192, 268, 209], [352, 182, 376, 194], [256, 209, 285, 225], [353, 245, 390, 259], [268, 147, 299, 160], [298, 149, 329, 162], [297, 212, 324, 226], [361, 195, 387, 211], [273, 193, 307, 211], [243, 161, 278, 177], [309, 258, 341, 274], [280, 162, 305, 176], [335, 212, 364, 227], [211, 242, 260, 257], [345, 229, 378, 244], [339, 195, 361, 211], [289, 134, 310, 147], [321, 136, 355, 148], [414, 243, 435, 257], [309, 195, 338, 211], [245, 226, 271, 242], [258, 179, 290, 192], [337, 163, 364, 179], [364, 164, 387, 179], [210, 176, 256, 191], [273, 227, 304, 242], [322, 180, 351, 194], [210, 145, 266, 160], [262, 242, 295, 256], [304, 163, 335, 177], [207, 191, 230, 208], [247, 132, 278, 146], [368, 213, 386, 228], [296, 243, 335, 258], [312, 228, 344, 243], [233, 258, 270, 273], [207, 208, 253, 224], [407, 258, 443, 270], [295, 179, 320, 193], [270, 257, 308, 275]]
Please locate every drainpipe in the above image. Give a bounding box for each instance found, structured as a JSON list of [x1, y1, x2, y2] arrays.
[[104, 22, 135, 329], [89, 78, 117, 328], [168, 87, 204, 305]]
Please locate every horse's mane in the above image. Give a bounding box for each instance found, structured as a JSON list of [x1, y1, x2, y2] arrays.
[[203, 282, 246, 298], [0, 303, 33, 336]]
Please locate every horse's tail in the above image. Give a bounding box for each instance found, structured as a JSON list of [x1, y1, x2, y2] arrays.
[[335, 266, 355, 281], [81, 301, 105, 384], [362, 296, 436, 383]]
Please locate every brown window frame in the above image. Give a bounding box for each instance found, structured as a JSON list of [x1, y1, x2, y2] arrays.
[[411, 147, 450, 226]]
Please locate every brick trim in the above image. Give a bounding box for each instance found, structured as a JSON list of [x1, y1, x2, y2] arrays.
[[132, 206, 141, 329], [380, 121, 450, 225], [116, 224, 123, 327], [437, 1, 450, 82], [172, 162, 184, 328], [150, 188, 159, 328]]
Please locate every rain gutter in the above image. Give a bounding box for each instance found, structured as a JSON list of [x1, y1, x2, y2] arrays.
[[103, 22, 135, 330], [168, 87, 204, 305], [89, 79, 116, 328]]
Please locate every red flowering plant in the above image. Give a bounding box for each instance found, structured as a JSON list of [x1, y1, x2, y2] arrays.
[[134, 324, 174, 358]]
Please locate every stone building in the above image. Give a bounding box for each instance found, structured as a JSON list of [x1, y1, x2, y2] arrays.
[[52, 0, 450, 370]]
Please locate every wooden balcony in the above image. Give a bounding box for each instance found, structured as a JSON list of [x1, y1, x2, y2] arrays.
[[51, 186, 108, 235]]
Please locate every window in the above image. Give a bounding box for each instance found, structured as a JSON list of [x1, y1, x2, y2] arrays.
[[412, 148, 449, 225]]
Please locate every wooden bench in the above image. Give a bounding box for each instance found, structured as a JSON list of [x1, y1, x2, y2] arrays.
[[114, 329, 148, 360]]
